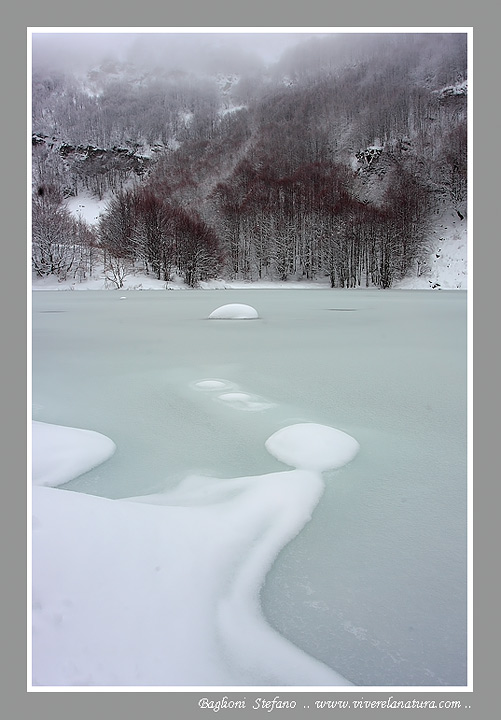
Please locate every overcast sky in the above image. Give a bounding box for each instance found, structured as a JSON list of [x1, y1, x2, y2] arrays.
[[31, 30, 325, 75]]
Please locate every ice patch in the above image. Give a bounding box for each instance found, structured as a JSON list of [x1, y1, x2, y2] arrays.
[[208, 303, 259, 319], [217, 392, 276, 412], [193, 379, 234, 391], [265, 422, 360, 472]]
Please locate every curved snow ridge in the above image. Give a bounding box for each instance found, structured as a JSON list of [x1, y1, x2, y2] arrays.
[[211, 470, 352, 686], [208, 303, 259, 319], [32, 421, 116, 487], [131, 469, 351, 685], [211, 421, 359, 685]]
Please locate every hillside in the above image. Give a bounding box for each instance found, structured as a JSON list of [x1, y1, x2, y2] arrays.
[[31, 32, 468, 290]]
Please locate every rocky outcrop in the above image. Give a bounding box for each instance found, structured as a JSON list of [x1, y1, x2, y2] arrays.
[[355, 145, 383, 167], [33, 134, 153, 198]]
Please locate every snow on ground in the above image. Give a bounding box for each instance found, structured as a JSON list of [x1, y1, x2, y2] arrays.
[[31, 420, 358, 687], [395, 209, 468, 290], [31, 270, 171, 292], [65, 192, 109, 226], [31, 271, 331, 292]]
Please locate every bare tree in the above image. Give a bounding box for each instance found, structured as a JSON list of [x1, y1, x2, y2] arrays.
[[103, 254, 134, 289], [72, 217, 100, 282], [32, 183, 77, 279], [440, 123, 467, 218], [99, 189, 137, 260], [133, 188, 175, 281], [175, 211, 222, 287]]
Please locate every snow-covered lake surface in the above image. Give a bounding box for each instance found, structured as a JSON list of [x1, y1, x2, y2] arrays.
[[31, 289, 468, 688]]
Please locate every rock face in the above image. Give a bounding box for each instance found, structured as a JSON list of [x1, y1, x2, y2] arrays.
[[355, 145, 383, 167], [208, 304, 259, 320], [32, 134, 151, 196]]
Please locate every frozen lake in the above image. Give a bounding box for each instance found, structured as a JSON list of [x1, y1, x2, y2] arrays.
[[31, 288, 468, 686]]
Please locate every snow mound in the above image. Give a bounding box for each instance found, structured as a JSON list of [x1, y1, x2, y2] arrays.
[[32, 421, 116, 487], [208, 303, 259, 319], [265, 422, 360, 472]]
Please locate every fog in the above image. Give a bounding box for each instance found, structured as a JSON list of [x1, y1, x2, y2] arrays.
[[31, 30, 320, 76], [32, 30, 463, 90]]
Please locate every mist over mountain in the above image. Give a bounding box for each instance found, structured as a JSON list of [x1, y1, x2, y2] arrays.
[[31, 32, 468, 290]]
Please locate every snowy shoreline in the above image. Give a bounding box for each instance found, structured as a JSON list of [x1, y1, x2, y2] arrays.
[[32, 274, 466, 292]]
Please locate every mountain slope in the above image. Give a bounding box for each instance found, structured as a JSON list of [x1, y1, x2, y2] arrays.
[[32, 33, 468, 289]]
